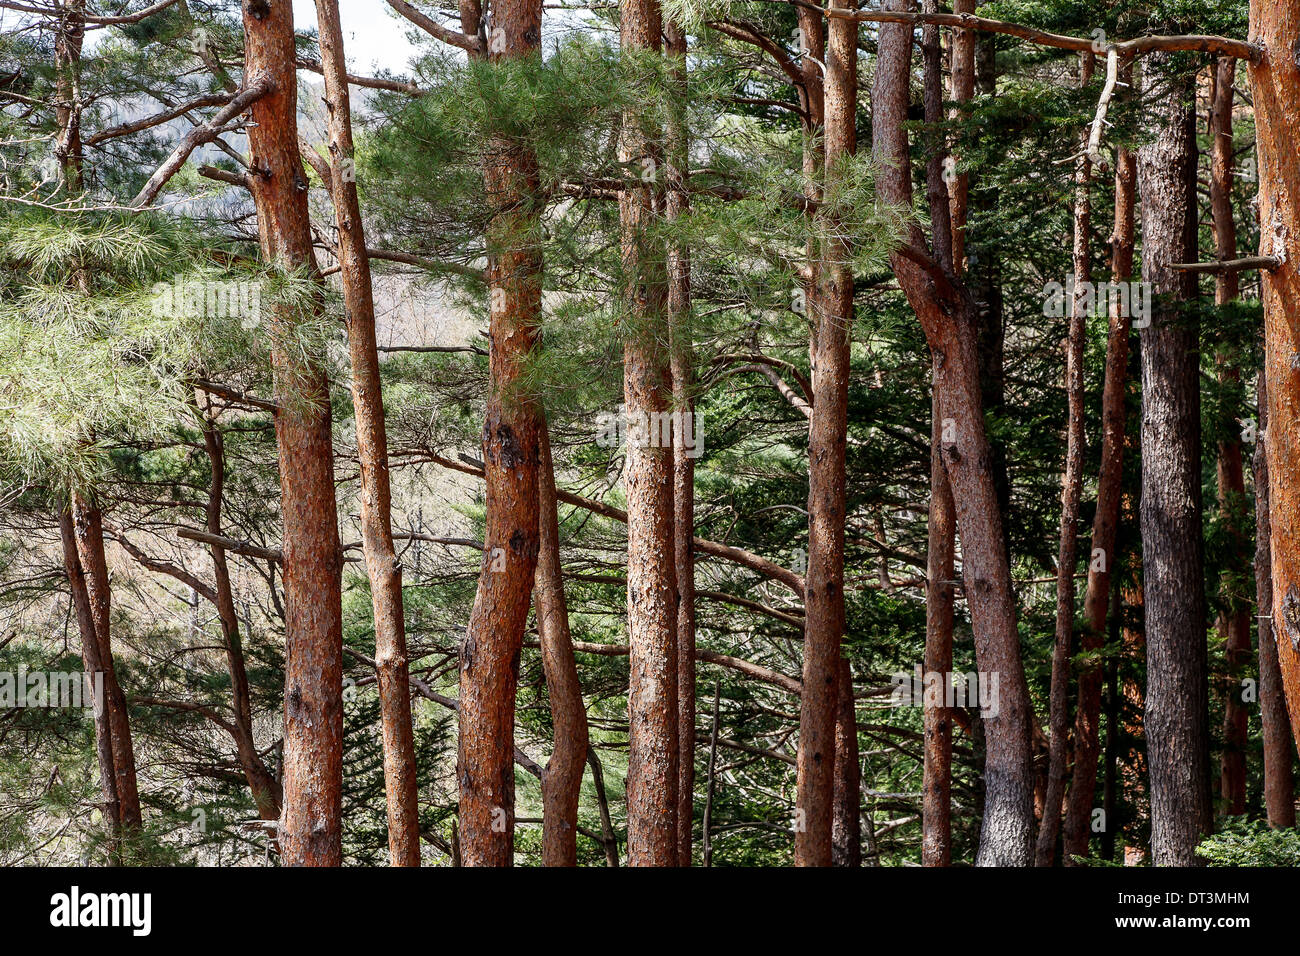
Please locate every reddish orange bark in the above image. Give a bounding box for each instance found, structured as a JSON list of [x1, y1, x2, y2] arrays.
[[58, 508, 119, 841], [923, 373, 955, 867], [795, 0, 855, 867], [456, 0, 545, 867], [200, 411, 281, 821], [621, 0, 680, 866], [537, 423, 589, 866], [1037, 53, 1093, 867], [874, 0, 1034, 865], [242, 0, 345, 867], [314, 0, 420, 866], [1209, 57, 1250, 816], [1250, 0, 1300, 759], [1254, 372, 1296, 826], [831, 658, 861, 866], [1063, 106, 1136, 861]]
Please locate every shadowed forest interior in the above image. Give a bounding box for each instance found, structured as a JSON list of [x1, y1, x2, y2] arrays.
[[2, 0, 1300, 869]]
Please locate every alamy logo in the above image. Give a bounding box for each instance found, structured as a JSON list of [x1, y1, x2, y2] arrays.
[[50, 886, 152, 936], [0, 669, 103, 712], [1041, 276, 1151, 328], [595, 405, 705, 459], [151, 278, 262, 328], [891, 665, 1000, 718]]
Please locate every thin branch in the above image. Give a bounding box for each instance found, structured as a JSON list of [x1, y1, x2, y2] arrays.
[[819, 5, 1261, 62], [1168, 255, 1280, 273], [385, 0, 484, 53], [131, 77, 272, 208]]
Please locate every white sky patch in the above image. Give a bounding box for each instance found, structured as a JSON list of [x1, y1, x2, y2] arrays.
[[44, 0, 423, 77], [292, 0, 422, 75]]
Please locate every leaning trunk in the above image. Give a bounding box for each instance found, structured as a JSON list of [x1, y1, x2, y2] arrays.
[[314, 0, 420, 866], [873, 0, 1035, 866], [72, 497, 141, 830], [200, 412, 281, 821], [537, 423, 589, 866]]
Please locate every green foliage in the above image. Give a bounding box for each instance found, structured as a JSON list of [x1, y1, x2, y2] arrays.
[[1197, 820, 1300, 867]]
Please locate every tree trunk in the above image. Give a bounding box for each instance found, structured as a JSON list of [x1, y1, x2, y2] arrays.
[[946, 0, 974, 269], [1037, 52, 1092, 866], [1209, 56, 1250, 817], [1250, 0, 1300, 761], [58, 508, 120, 844], [1063, 98, 1136, 862], [1254, 371, 1296, 826], [620, 0, 680, 867], [242, 0, 345, 867], [795, 0, 855, 867], [457, 0, 545, 867], [200, 410, 281, 821], [831, 657, 861, 866], [921, 0, 955, 869], [72, 497, 141, 830], [1137, 54, 1211, 865], [314, 0, 420, 867], [873, 0, 1035, 866], [923, 372, 955, 866], [536, 423, 589, 866], [664, 18, 696, 867]]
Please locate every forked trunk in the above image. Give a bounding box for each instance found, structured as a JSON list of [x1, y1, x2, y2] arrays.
[[873, 0, 1034, 866]]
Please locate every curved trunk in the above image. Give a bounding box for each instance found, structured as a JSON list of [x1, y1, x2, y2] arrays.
[[874, 0, 1034, 866], [201, 415, 281, 821], [536, 424, 589, 866]]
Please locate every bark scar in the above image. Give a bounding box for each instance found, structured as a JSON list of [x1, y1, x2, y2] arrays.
[[1283, 586, 1300, 653]]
